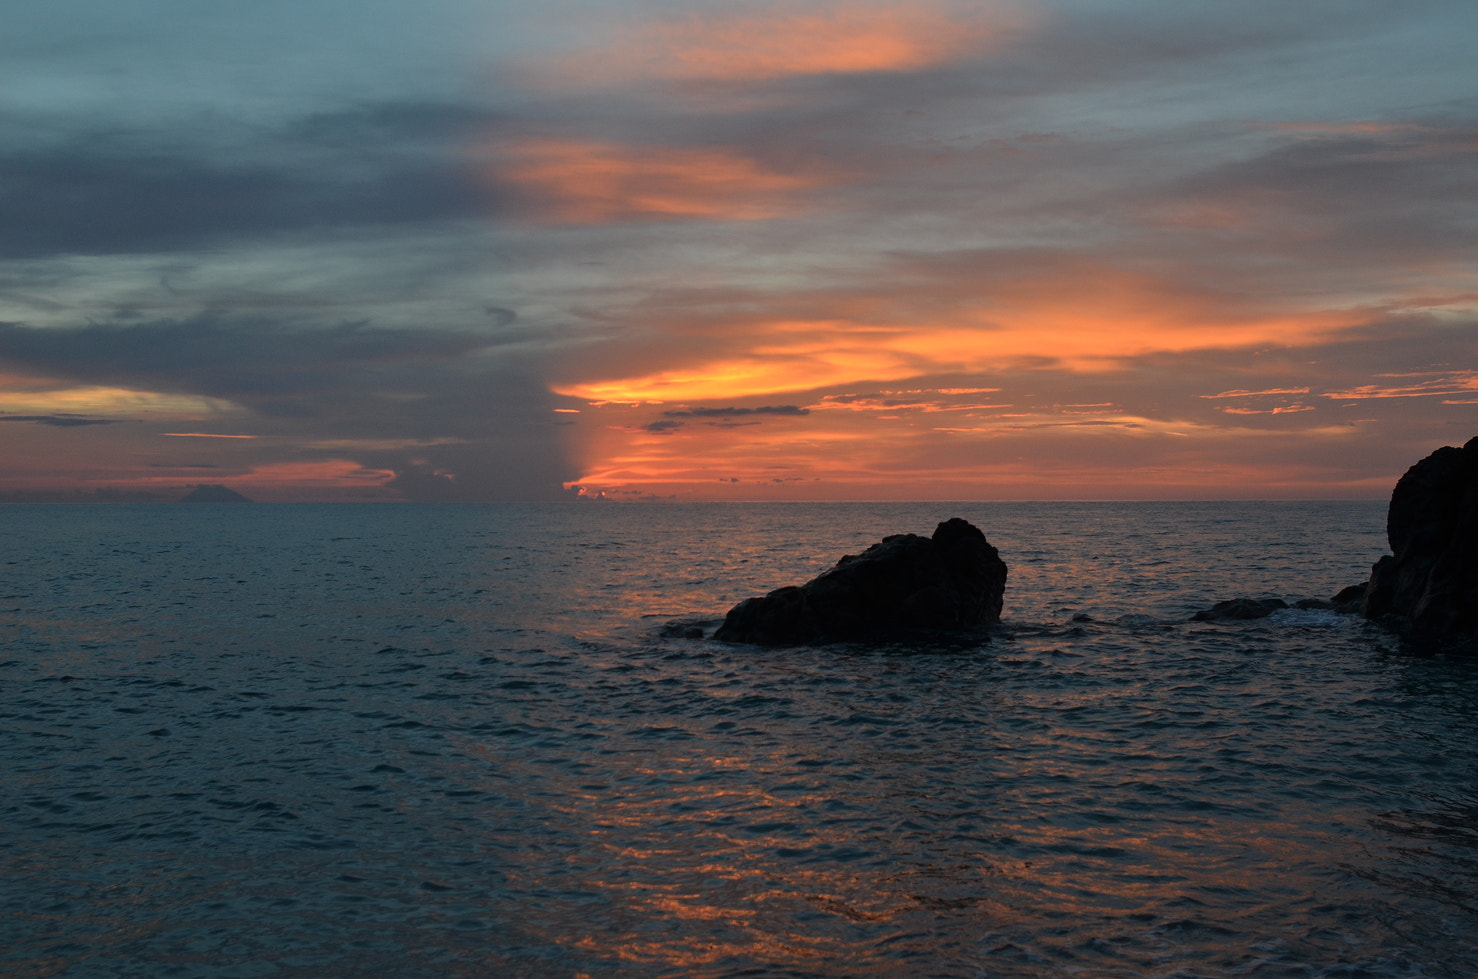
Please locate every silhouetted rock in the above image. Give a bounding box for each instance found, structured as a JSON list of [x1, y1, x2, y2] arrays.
[[1331, 582, 1369, 613], [177, 484, 252, 503], [713, 517, 1007, 646], [660, 617, 712, 639], [1191, 597, 1288, 622], [1362, 436, 1478, 638]]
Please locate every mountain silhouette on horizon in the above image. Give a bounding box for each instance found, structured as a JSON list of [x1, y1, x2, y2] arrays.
[[177, 484, 252, 503]]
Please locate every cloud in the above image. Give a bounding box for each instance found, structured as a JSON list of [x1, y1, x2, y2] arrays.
[[562, 309, 1478, 499], [1322, 370, 1478, 400], [0, 101, 492, 259], [0, 317, 486, 399], [1202, 388, 1313, 399], [528, 1, 1010, 86], [661, 404, 809, 417], [481, 138, 829, 224], [639, 403, 811, 434], [0, 413, 118, 427], [0, 316, 581, 500], [3, 0, 1474, 502]]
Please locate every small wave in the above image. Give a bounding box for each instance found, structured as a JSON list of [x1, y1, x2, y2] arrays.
[[1268, 607, 1353, 628], [1113, 613, 1171, 628]]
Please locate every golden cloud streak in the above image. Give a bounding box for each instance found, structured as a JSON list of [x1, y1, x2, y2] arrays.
[[534, 2, 1005, 85], [556, 304, 1361, 403], [1322, 370, 1478, 399], [1218, 405, 1315, 415], [488, 138, 822, 224], [1202, 387, 1312, 399], [0, 385, 237, 418]]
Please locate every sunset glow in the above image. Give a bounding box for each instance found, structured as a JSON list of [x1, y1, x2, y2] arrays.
[[489, 138, 824, 224], [0, 385, 236, 419], [1, 0, 1474, 500], [535, 2, 1004, 84]]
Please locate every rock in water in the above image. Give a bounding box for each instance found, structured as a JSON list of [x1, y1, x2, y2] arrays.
[[1362, 435, 1478, 638], [713, 517, 1007, 646], [1191, 598, 1288, 621]]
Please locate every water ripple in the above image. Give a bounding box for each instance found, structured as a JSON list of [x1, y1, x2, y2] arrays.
[[3, 502, 1477, 976]]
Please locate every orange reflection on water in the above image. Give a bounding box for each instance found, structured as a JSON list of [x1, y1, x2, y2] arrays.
[[462, 730, 1351, 973], [501, 750, 917, 970]]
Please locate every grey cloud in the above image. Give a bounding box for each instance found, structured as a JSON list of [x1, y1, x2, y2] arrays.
[[0, 317, 492, 399], [0, 316, 581, 500], [643, 404, 811, 434], [661, 405, 809, 417], [0, 414, 119, 427], [289, 101, 498, 147], [1164, 126, 1478, 257], [0, 98, 511, 259], [0, 147, 490, 259]]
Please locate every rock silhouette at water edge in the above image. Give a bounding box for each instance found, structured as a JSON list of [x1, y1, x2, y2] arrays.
[[1362, 435, 1478, 639], [1188, 583, 1367, 622], [713, 517, 1007, 646]]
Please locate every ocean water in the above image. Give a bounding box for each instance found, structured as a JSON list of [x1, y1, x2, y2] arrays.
[[4, 501, 1478, 978]]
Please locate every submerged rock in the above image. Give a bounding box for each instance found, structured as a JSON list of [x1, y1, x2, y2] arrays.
[[713, 517, 1007, 646], [1331, 582, 1370, 612], [1196, 582, 1369, 621], [1362, 435, 1478, 638], [659, 617, 712, 639], [1191, 597, 1289, 622]]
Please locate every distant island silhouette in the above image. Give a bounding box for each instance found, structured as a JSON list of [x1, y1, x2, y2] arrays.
[[177, 484, 252, 503]]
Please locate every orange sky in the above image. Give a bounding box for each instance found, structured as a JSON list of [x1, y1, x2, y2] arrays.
[[1, 0, 1474, 500]]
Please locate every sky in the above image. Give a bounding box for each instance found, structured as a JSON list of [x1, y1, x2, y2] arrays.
[[1, 0, 1475, 501]]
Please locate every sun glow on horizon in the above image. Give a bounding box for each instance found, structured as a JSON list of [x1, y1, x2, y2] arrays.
[[553, 304, 1367, 404]]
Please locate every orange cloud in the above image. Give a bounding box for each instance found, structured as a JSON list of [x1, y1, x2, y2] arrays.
[[564, 396, 1383, 501], [555, 293, 1362, 404], [1266, 121, 1424, 137], [1201, 387, 1312, 399], [487, 138, 824, 223], [1218, 405, 1315, 415], [536, 2, 1005, 86], [1322, 370, 1478, 400], [0, 384, 235, 418], [545, 231, 1462, 498], [812, 390, 1011, 413]]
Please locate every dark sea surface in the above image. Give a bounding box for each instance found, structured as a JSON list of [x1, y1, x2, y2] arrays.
[[4, 501, 1478, 978]]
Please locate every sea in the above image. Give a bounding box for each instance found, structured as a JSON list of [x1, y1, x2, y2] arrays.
[[3, 501, 1477, 978]]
